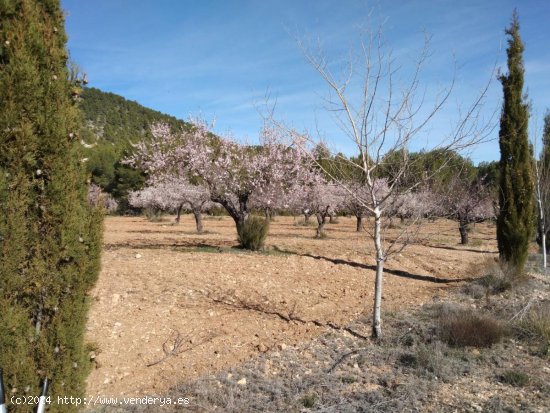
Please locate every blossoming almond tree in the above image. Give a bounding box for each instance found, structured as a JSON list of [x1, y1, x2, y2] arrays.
[[128, 173, 213, 232], [127, 121, 311, 246], [303, 176, 346, 238], [440, 175, 495, 245]]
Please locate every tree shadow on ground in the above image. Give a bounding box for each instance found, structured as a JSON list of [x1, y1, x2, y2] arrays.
[[418, 243, 496, 254], [273, 247, 474, 284]]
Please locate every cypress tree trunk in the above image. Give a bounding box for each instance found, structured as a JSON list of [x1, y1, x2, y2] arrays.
[[0, 1, 103, 411], [496, 11, 534, 272]]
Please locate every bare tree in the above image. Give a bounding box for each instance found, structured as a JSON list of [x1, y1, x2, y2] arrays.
[[274, 25, 495, 337]]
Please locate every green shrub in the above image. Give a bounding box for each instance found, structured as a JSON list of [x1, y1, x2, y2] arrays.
[[398, 353, 418, 367], [301, 394, 317, 408], [238, 216, 269, 251], [438, 309, 505, 348], [499, 370, 530, 387]]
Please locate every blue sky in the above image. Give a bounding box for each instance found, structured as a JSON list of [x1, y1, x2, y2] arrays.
[[61, 0, 550, 163]]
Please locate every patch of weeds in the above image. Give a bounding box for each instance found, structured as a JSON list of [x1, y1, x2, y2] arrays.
[[190, 245, 225, 254], [438, 308, 505, 348], [204, 215, 224, 220], [414, 343, 457, 382], [515, 303, 550, 356], [301, 393, 316, 408], [461, 282, 486, 299], [398, 353, 418, 368], [469, 238, 483, 247], [144, 208, 164, 222], [317, 231, 328, 239], [474, 258, 526, 294], [498, 370, 530, 387], [483, 396, 517, 412], [294, 219, 316, 227], [340, 375, 358, 384]]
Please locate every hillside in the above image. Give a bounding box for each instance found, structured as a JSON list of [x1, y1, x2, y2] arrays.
[[78, 88, 192, 212], [80, 87, 191, 148]]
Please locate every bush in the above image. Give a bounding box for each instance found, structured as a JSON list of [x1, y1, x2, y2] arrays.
[[438, 308, 505, 348], [238, 216, 269, 251], [301, 394, 317, 408], [498, 370, 530, 387]]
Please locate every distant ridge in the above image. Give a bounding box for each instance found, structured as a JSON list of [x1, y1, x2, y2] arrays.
[[79, 87, 191, 147]]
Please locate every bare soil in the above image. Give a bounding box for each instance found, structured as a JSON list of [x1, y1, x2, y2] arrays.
[[85, 215, 497, 398]]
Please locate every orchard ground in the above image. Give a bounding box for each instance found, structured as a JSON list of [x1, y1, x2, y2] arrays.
[[85, 215, 500, 398]]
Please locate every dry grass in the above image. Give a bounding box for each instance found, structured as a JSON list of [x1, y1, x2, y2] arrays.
[[437, 307, 506, 348], [515, 302, 550, 355]]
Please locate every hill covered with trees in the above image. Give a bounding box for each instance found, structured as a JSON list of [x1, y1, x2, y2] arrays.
[[79, 87, 193, 212]]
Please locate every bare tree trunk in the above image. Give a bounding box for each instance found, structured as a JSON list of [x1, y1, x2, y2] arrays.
[[174, 203, 184, 224], [316, 213, 326, 238], [213, 195, 248, 238], [329, 214, 336, 223], [304, 213, 310, 224], [543, 231, 547, 268], [193, 209, 204, 233], [459, 219, 469, 245], [265, 208, 273, 221], [372, 208, 384, 338], [356, 215, 363, 232], [537, 196, 547, 268]]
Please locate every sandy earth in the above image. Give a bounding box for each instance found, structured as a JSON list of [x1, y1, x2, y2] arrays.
[[84, 215, 497, 398]]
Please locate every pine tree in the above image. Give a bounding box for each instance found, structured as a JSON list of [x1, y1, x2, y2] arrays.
[[0, 1, 102, 412], [496, 11, 535, 272]]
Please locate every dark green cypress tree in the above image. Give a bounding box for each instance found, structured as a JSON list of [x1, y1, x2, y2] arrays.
[[536, 110, 550, 252], [0, 1, 102, 412], [542, 110, 550, 169], [496, 11, 535, 272]]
